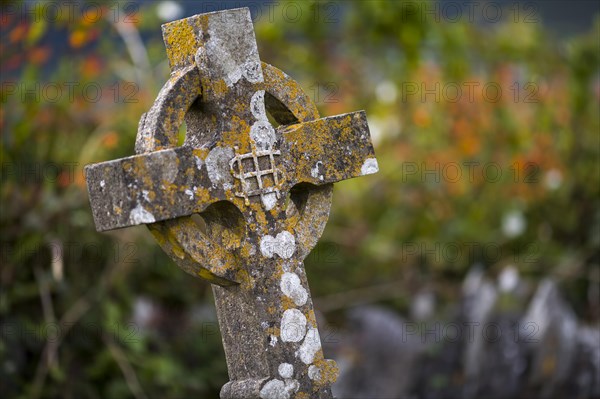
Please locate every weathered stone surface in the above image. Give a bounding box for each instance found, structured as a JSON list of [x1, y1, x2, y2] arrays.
[[84, 7, 377, 399], [85, 111, 374, 233]]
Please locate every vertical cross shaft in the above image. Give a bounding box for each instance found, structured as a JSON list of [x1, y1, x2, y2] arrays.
[[163, 10, 337, 398]]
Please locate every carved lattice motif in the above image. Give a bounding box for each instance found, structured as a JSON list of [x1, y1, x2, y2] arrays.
[[229, 146, 282, 205]]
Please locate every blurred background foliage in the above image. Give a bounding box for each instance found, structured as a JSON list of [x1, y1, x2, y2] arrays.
[[1, 1, 598, 398]]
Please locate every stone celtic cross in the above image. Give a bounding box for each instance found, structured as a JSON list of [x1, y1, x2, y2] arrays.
[[85, 8, 377, 399]]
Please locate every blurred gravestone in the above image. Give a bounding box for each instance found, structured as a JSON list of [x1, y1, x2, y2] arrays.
[[84, 8, 378, 399], [521, 278, 578, 397]]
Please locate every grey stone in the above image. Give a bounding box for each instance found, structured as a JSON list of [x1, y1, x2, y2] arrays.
[[84, 8, 377, 399]]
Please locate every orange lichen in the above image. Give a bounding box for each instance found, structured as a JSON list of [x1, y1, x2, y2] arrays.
[[311, 358, 339, 386], [235, 269, 254, 290], [162, 16, 206, 70]]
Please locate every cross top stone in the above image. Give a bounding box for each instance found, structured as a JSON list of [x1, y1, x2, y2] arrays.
[[85, 8, 377, 399]]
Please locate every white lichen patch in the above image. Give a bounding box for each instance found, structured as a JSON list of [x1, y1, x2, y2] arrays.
[[280, 272, 308, 306], [296, 327, 322, 364], [259, 378, 299, 399], [205, 14, 243, 87], [278, 363, 293, 379], [269, 335, 278, 347], [284, 379, 299, 394], [261, 192, 278, 211], [226, 67, 243, 87], [100, 180, 105, 188], [250, 90, 267, 120], [184, 188, 194, 200], [250, 120, 276, 150], [129, 204, 155, 225], [308, 365, 321, 381], [142, 190, 151, 202], [206, 146, 235, 189], [361, 157, 379, 175], [194, 155, 204, 171], [311, 161, 324, 181], [243, 60, 263, 83], [259, 379, 288, 399], [280, 309, 306, 343], [260, 231, 296, 259]]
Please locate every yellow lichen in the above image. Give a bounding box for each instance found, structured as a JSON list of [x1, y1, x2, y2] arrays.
[[235, 269, 254, 290], [311, 358, 339, 386], [162, 17, 203, 69], [280, 296, 295, 311]]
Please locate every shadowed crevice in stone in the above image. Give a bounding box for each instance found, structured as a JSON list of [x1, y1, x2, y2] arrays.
[[264, 91, 299, 126], [201, 200, 246, 250]]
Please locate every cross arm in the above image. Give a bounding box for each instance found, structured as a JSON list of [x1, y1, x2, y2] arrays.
[[280, 110, 378, 187], [85, 146, 228, 232]]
